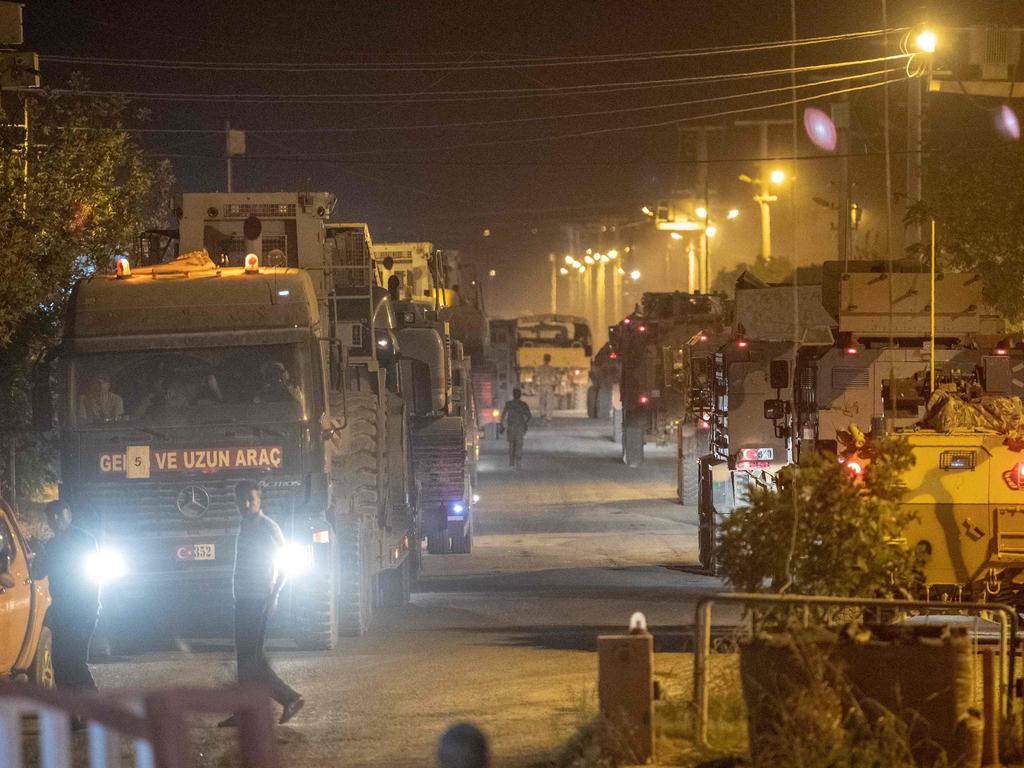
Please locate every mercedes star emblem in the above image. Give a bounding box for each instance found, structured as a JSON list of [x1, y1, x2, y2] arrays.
[[176, 486, 211, 519]]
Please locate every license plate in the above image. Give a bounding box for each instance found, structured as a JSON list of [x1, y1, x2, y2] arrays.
[[176, 543, 216, 561]]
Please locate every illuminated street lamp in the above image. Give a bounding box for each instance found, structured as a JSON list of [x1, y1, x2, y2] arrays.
[[670, 232, 683, 240], [607, 249, 618, 259], [641, 205, 654, 217], [564, 254, 574, 265], [584, 254, 595, 265], [915, 29, 937, 53], [706, 225, 718, 238], [630, 270, 641, 281], [559, 266, 569, 275], [727, 208, 740, 220], [769, 169, 786, 186], [695, 206, 708, 219], [488, 269, 497, 277], [740, 172, 783, 261]]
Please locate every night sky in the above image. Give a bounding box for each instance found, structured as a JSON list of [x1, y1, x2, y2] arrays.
[[21, 0, 1024, 317]]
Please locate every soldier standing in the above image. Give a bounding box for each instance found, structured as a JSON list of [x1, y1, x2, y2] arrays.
[[500, 388, 532, 470], [535, 354, 558, 423]]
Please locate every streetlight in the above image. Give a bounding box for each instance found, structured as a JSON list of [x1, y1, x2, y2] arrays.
[[740, 173, 781, 260], [695, 206, 708, 219], [607, 249, 618, 259], [670, 232, 683, 240], [641, 205, 654, 217], [706, 225, 718, 238], [727, 208, 740, 220], [630, 270, 641, 281], [559, 267, 569, 275], [584, 254, 595, 265], [915, 29, 937, 54], [564, 254, 574, 265], [488, 269, 497, 277]]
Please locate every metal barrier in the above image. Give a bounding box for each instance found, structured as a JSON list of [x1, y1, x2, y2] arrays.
[[0, 684, 280, 768], [692, 592, 1018, 749]]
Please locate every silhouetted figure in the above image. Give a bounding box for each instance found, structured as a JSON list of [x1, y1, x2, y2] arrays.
[[436, 722, 490, 768]]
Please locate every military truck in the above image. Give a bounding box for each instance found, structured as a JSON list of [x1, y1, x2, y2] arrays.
[[696, 261, 1018, 582], [613, 292, 724, 472], [373, 242, 483, 554], [45, 192, 419, 650], [515, 314, 592, 411]]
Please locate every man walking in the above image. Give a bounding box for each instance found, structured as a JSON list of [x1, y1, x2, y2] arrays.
[[220, 480, 304, 726], [500, 388, 532, 470], [535, 354, 558, 423], [38, 500, 100, 692]]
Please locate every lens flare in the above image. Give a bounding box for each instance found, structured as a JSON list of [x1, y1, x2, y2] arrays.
[[803, 107, 837, 152], [995, 105, 1021, 141]]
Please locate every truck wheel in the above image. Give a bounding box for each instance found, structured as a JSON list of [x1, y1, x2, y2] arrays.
[[292, 536, 338, 651], [30, 627, 54, 689], [426, 530, 450, 554], [448, 524, 473, 555], [337, 515, 373, 636], [378, 559, 410, 608]]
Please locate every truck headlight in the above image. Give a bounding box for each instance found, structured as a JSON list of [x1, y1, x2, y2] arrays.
[[85, 548, 127, 584], [275, 542, 314, 578]]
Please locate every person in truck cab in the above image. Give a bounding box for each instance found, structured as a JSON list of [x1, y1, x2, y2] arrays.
[[253, 360, 303, 405], [78, 372, 124, 423], [36, 500, 99, 692], [219, 480, 304, 727]]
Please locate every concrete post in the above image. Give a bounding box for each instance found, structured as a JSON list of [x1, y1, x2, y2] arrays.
[[598, 613, 654, 764]]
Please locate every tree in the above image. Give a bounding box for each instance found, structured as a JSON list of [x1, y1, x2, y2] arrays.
[[914, 140, 1024, 323], [716, 437, 918, 600], [0, 79, 173, 502]]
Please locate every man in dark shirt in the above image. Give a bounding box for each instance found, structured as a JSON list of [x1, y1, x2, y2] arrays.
[[220, 479, 304, 726], [500, 388, 532, 470], [38, 500, 99, 691]]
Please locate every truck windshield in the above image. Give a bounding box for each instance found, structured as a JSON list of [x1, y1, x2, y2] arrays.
[[71, 343, 312, 428]]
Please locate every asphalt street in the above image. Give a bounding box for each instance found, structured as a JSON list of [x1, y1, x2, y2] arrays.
[[94, 415, 725, 767]]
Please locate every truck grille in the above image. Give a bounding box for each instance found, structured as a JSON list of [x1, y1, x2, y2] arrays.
[[80, 478, 299, 536]]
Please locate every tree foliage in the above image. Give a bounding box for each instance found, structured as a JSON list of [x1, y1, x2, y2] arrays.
[[717, 437, 919, 599], [915, 141, 1024, 324], [0, 79, 173, 501]]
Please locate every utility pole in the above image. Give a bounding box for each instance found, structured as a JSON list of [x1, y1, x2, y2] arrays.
[[678, 125, 724, 289], [548, 254, 557, 314], [832, 100, 852, 267], [905, 69, 925, 253], [736, 119, 792, 261], [612, 261, 622, 323], [225, 120, 233, 193], [595, 256, 607, 347]]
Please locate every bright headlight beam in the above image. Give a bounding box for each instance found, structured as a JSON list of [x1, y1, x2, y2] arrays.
[[275, 542, 314, 578], [85, 548, 126, 584]]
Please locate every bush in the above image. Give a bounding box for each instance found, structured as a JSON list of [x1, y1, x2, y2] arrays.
[[716, 437, 919, 601]]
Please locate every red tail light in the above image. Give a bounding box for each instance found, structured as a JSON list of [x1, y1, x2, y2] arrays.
[[846, 347, 858, 355], [609, 352, 618, 360], [639, 394, 650, 405], [638, 324, 647, 333], [623, 317, 632, 325], [698, 334, 709, 342], [736, 339, 748, 349]]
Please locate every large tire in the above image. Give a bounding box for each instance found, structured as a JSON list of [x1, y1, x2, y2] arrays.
[[426, 531, 450, 555], [331, 390, 386, 637], [336, 515, 374, 636], [29, 627, 54, 689], [378, 559, 410, 608], [448, 523, 473, 555], [291, 536, 338, 651]]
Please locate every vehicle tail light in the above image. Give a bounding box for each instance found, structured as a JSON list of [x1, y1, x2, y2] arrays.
[[638, 324, 647, 333], [312, 530, 330, 544], [736, 338, 748, 349], [609, 352, 618, 359], [244, 253, 260, 273], [698, 334, 708, 342], [846, 346, 858, 355], [639, 394, 650, 405], [623, 317, 631, 325]]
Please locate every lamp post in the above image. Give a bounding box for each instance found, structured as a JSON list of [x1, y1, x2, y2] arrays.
[[740, 170, 784, 261]]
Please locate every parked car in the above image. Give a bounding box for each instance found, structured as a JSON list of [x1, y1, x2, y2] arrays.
[[0, 499, 52, 686]]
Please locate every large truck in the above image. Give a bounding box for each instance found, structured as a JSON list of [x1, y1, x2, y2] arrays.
[[515, 314, 592, 411], [613, 292, 725, 470], [372, 241, 483, 554], [695, 261, 1022, 600], [45, 192, 426, 650]]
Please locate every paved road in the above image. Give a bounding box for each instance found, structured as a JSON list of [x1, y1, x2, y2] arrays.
[[96, 416, 723, 767]]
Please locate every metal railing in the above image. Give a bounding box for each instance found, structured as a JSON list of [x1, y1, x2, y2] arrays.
[[692, 592, 1018, 749], [0, 684, 280, 768]]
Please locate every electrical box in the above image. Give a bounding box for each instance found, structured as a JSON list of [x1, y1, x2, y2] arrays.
[[0, 51, 39, 89]]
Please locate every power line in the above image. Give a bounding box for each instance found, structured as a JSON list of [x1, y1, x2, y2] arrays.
[[30, 54, 912, 105], [40, 28, 902, 72], [47, 67, 901, 136]]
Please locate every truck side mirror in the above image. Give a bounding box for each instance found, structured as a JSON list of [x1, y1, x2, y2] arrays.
[[764, 399, 786, 420], [770, 360, 790, 390], [32, 362, 54, 431]]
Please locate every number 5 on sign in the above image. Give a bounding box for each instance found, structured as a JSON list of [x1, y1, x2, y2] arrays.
[[126, 445, 151, 479]]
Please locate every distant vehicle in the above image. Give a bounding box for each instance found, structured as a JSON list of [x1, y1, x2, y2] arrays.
[[515, 314, 592, 411], [0, 500, 52, 686]]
